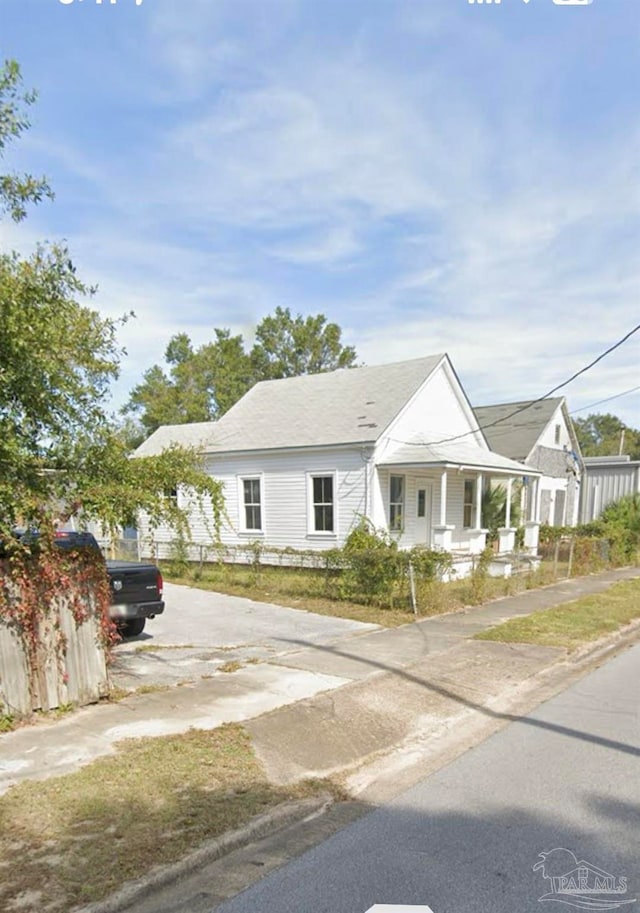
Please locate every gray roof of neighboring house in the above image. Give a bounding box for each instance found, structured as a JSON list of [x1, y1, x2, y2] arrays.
[[473, 398, 564, 461], [202, 354, 445, 453], [134, 422, 218, 457]]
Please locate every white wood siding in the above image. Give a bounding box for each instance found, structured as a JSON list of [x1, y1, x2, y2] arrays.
[[373, 467, 476, 550], [385, 360, 484, 449], [139, 448, 368, 554]]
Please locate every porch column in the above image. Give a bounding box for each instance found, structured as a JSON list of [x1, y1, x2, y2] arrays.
[[433, 469, 454, 551], [468, 472, 488, 554], [525, 475, 540, 554], [475, 473, 483, 529], [505, 478, 513, 528], [498, 478, 516, 554], [440, 470, 447, 526]]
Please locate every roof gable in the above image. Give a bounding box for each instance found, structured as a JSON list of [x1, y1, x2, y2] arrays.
[[204, 354, 445, 453], [474, 398, 565, 461]]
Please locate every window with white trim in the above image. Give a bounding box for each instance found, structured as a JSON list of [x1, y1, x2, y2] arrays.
[[554, 424, 561, 445], [241, 477, 262, 531], [310, 475, 334, 533], [389, 475, 405, 532], [463, 479, 476, 528]]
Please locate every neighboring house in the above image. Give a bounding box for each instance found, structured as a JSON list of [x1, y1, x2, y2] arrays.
[[136, 354, 543, 566], [474, 397, 584, 527], [580, 455, 640, 522]]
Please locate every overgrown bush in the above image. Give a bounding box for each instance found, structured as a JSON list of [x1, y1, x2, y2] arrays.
[[600, 494, 640, 562], [167, 533, 190, 578], [341, 520, 402, 604], [539, 495, 640, 568], [469, 546, 493, 604], [339, 521, 453, 607]]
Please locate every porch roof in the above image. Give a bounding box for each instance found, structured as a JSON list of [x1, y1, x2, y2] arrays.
[[377, 435, 542, 476]]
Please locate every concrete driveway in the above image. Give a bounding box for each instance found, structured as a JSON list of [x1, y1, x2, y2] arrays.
[[111, 582, 378, 690]]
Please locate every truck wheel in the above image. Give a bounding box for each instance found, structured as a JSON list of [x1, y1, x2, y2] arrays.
[[121, 618, 146, 638]]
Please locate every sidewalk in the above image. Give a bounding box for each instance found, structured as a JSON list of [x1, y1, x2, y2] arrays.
[[1, 566, 638, 797]]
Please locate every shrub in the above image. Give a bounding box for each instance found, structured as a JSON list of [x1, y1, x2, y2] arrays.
[[469, 546, 493, 604], [341, 519, 402, 604], [482, 484, 521, 543], [167, 534, 190, 578]]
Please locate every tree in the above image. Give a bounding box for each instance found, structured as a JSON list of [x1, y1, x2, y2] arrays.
[[250, 306, 358, 380], [125, 328, 254, 438], [124, 308, 358, 440], [574, 413, 640, 460], [0, 61, 224, 538], [0, 60, 53, 221], [0, 244, 119, 526]]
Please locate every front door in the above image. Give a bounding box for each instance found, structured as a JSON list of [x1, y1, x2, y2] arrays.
[[415, 479, 433, 546]]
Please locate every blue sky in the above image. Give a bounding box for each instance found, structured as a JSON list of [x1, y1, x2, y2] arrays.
[[1, 0, 639, 428]]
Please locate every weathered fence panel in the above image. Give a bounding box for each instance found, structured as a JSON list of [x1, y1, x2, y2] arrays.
[[0, 622, 31, 716], [0, 592, 108, 717]]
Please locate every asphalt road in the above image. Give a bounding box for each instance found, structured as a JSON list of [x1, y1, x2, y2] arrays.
[[111, 582, 378, 688], [212, 641, 640, 913]]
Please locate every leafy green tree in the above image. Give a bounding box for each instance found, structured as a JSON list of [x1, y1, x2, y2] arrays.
[[124, 309, 358, 439], [574, 413, 640, 460], [0, 60, 224, 538], [0, 244, 119, 527], [125, 328, 254, 438], [0, 60, 53, 221], [251, 306, 357, 380]]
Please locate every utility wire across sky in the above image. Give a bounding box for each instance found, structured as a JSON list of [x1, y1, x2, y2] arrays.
[[393, 322, 640, 449], [569, 385, 640, 416]]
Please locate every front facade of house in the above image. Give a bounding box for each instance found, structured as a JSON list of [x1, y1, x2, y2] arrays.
[[474, 397, 584, 528], [136, 355, 542, 566]]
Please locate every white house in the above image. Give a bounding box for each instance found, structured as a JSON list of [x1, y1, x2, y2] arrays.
[[136, 354, 543, 564], [474, 397, 584, 527]]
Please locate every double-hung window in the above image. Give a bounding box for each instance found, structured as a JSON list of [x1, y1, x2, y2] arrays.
[[310, 474, 334, 533], [389, 475, 405, 532], [241, 477, 262, 532], [463, 479, 476, 529]]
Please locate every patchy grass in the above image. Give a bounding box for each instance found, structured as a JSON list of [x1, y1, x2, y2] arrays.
[[163, 558, 581, 628], [0, 724, 337, 913], [0, 710, 15, 733], [133, 643, 195, 653], [218, 660, 243, 674], [165, 565, 418, 626], [106, 683, 173, 703], [475, 579, 640, 651]]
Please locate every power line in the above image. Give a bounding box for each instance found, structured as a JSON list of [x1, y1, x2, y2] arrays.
[[570, 385, 640, 416], [393, 322, 640, 448]]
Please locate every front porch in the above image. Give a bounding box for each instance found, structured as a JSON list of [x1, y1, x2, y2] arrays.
[[373, 445, 543, 564]]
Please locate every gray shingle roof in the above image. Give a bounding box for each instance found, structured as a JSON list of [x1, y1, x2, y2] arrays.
[[134, 422, 218, 457], [473, 398, 564, 461], [204, 354, 445, 453]]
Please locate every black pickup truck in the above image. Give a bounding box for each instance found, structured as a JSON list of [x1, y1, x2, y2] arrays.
[[51, 531, 165, 638]]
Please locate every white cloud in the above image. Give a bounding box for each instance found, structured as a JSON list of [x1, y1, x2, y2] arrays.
[[4, 0, 638, 430]]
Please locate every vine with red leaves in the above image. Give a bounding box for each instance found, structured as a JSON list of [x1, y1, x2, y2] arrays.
[[0, 544, 118, 705]]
